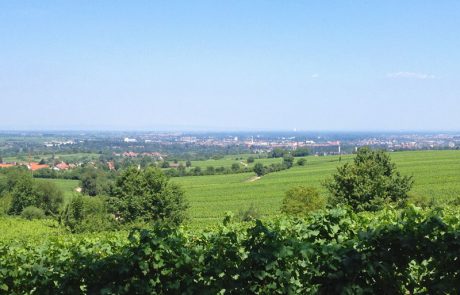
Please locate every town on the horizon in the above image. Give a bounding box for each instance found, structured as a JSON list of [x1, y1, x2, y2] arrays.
[[1, 130, 459, 172]]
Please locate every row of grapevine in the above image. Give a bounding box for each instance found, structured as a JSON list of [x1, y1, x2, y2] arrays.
[[1, 206, 460, 294]]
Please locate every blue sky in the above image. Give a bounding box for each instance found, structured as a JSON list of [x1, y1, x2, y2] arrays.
[[1, 1, 459, 131]]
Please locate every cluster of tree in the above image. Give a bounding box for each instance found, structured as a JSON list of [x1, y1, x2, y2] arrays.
[[61, 167, 189, 232], [163, 163, 252, 177], [266, 147, 310, 158], [252, 155, 305, 177], [1, 164, 189, 233], [0, 167, 64, 219]]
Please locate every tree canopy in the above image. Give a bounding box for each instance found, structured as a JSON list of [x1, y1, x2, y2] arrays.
[[109, 167, 188, 225], [324, 147, 413, 211]]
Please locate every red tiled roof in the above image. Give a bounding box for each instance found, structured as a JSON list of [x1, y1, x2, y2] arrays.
[[29, 162, 49, 171], [56, 162, 70, 170]]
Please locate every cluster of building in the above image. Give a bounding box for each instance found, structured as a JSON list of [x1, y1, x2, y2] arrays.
[[114, 151, 164, 160], [0, 161, 74, 171]]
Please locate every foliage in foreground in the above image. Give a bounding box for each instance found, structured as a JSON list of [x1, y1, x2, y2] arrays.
[[1, 206, 460, 294]]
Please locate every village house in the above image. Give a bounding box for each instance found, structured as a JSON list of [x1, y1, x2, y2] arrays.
[[54, 162, 70, 171], [27, 162, 49, 171], [122, 151, 139, 157]]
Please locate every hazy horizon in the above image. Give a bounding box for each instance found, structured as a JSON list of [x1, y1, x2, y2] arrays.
[[1, 1, 459, 131]]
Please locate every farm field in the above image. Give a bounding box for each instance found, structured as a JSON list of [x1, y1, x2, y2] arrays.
[[46, 150, 460, 227], [172, 150, 460, 226]]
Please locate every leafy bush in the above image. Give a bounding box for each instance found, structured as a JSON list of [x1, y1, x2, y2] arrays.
[[324, 147, 413, 211], [297, 158, 307, 166], [60, 195, 115, 233], [21, 206, 45, 220], [281, 186, 326, 215], [2, 206, 460, 294]]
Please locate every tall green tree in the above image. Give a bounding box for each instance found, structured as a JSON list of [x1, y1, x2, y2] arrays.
[[80, 169, 110, 197], [35, 181, 64, 216], [282, 154, 294, 168], [8, 173, 36, 215], [109, 167, 188, 225], [324, 147, 413, 211], [253, 163, 265, 176]]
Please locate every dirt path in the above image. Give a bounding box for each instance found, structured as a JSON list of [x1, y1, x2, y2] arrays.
[[245, 176, 261, 182], [240, 161, 248, 167]]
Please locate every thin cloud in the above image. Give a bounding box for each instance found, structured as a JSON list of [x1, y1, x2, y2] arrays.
[[387, 72, 437, 80]]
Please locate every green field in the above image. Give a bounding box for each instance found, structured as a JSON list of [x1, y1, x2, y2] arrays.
[[46, 150, 460, 227], [172, 150, 460, 226]]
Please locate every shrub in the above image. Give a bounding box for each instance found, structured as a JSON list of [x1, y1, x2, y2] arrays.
[[281, 186, 326, 215], [297, 158, 307, 166], [21, 206, 45, 220], [60, 195, 115, 233], [8, 174, 36, 215]]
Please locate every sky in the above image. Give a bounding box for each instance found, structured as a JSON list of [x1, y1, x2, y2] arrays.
[[0, 1, 459, 131]]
